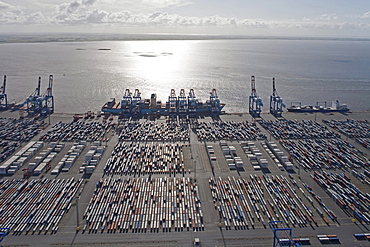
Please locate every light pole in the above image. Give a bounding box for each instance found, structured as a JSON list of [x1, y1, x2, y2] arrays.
[[194, 159, 197, 181], [75, 196, 80, 231]]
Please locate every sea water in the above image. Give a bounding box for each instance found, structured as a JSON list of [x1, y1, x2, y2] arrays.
[[0, 39, 369, 113]]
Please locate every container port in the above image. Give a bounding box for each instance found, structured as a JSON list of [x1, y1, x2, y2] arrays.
[[0, 110, 369, 247], [0, 75, 369, 246]]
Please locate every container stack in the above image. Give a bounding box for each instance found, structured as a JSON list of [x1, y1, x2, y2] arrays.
[[51, 142, 85, 174], [312, 171, 370, 224], [118, 120, 189, 142], [104, 142, 184, 176], [82, 143, 105, 174], [209, 175, 336, 230], [280, 138, 366, 170], [31, 142, 65, 175], [0, 178, 84, 235], [81, 177, 203, 233], [220, 141, 243, 170], [0, 141, 44, 175], [241, 141, 265, 170], [196, 120, 266, 141]]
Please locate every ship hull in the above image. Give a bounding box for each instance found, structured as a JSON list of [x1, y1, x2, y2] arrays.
[[102, 105, 225, 115], [287, 108, 349, 113]]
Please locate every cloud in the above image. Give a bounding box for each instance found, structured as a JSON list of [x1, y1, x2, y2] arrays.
[[361, 11, 370, 19], [0, 0, 369, 36], [142, 0, 192, 9], [319, 14, 338, 21], [0, 1, 11, 10], [0, 1, 28, 24], [26, 11, 50, 24], [58, 0, 99, 15]]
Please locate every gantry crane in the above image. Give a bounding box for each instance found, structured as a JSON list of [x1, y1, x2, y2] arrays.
[[21, 75, 54, 116], [208, 89, 222, 115], [178, 89, 188, 116], [25, 76, 42, 115], [249, 75, 263, 117], [0, 75, 8, 110], [188, 89, 197, 117], [121, 89, 132, 117], [0, 227, 10, 243], [168, 89, 177, 115], [269, 78, 285, 117], [131, 89, 141, 115], [269, 221, 293, 247], [41, 75, 54, 115]]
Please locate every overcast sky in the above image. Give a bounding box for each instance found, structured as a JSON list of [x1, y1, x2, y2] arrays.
[[1, 0, 370, 37]]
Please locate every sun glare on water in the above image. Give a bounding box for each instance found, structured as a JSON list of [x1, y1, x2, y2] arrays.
[[123, 40, 193, 97]]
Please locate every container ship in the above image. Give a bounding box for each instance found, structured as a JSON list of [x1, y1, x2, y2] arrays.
[[102, 88, 225, 116], [287, 100, 349, 113]]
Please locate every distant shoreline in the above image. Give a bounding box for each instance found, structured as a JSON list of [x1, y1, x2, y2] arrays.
[[1, 33, 370, 44]]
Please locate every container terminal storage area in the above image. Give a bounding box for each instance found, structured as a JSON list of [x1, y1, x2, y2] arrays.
[[0, 110, 370, 247]]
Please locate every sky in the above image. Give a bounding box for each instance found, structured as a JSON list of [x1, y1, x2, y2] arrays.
[[0, 0, 370, 38]]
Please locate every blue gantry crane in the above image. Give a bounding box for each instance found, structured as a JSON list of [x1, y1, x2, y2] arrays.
[[131, 89, 141, 115], [41, 75, 54, 115], [188, 89, 197, 117], [168, 89, 177, 116], [21, 75, 54, 116], [269, 221, 294, 247], [208, 88, 222, 116], [0, 75, 8, 110], [269, 78, 285, 117], [249, 75, 263, 117], [178, 89, 188, 116], [25, 76, 42, 115], [269, 221, 309, 247], [0, 227, 10, 243], [121, 88, 132, 117]]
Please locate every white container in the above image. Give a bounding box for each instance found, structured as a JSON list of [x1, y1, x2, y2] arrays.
[[65, 161, 73, 168], [228, 164, 236, 170], [51, 169, 59, 175], [7, 169, 17, 175], [28, 163, 37, 171], [90, 160, 98, 165], [281, 156, 289, 162], [248, 154, 256, 161], [259, 159, 268, 168], [235, 161, 244, 168], [226, 159, 234, 164], [253, 165, 261, 170]]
